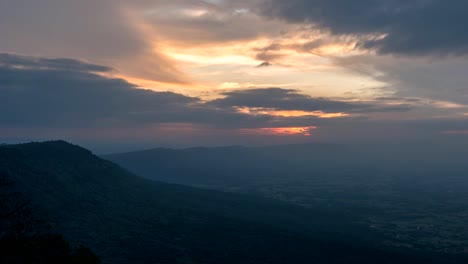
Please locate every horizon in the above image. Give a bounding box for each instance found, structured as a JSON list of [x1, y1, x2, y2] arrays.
[[3, 138, 468, 156]]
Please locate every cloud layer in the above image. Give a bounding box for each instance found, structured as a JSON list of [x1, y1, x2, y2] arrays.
[[0, 53, 408, 129], [0, 0, 188, 84], [261, 0, 468, 56], [2, 53, 467, 150], [212, 88, 410, 113]]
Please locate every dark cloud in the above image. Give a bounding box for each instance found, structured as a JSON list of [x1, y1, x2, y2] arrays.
[[261, 0, 468, 56], [292, 39, 328, 53], [334, 55, 468, 105], [255, 52, 285, 63], [0, 54, 191, 126], [0, 53, 112, 73], [374, 97, 422, 103], [253, 42, 285, 63], [211, 88, 411, 113], [0, 53, 277, 129], [256, 61, 273, 67]]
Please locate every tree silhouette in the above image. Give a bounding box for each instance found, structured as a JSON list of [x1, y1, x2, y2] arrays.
[[0, 169, 101, 264]]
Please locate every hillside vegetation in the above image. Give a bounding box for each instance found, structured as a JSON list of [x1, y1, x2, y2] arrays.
[[1, 141, 464, 263]]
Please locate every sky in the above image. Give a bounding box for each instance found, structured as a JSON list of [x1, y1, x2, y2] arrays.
[[1, 0, 468, 152]]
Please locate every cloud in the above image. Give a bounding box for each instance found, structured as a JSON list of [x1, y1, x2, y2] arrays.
[[0, 0, 188, 84], [211, 88, 411, 113], [1, 53, 466, 150], [261, 0, 468, 56], [141, 1, 285, 46], [0, 53, 278, 130], [0, 53, 394, 132], [333, 54, 468, 106], [0, 53, 194, 126], [256, 61, 273, 67], [255, 49, 286, 63], [254, 38, 332, 58], [0, 53, 112, 73]]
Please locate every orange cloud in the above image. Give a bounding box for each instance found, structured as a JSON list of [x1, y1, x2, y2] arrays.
[[236, 107, 348, 118], [239, 126, 317, 136]]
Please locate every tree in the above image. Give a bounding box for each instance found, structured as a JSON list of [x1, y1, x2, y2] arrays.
[[0, 170, 101, 263], [0, 168, 48, 240]]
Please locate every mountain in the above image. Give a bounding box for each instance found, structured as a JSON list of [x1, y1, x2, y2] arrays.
[[103, 142, 468, 187], [104, 142, 468, 254], [0, 141, 464, 263]]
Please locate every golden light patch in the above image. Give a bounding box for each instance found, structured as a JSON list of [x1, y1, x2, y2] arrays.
[[101, 10, 389, 101], [267, 110, 348, 118], [180, 8, 209, 18], [240, 126, 317, 136], [236, 107, 348, 118], [168, 53, 257, 66], [431, 100, 468, 109]]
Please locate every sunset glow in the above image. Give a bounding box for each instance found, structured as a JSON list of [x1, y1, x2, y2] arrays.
[[240, 126, 317, 136], [236, 107, 348, 118], [2, 0, 468, 148]]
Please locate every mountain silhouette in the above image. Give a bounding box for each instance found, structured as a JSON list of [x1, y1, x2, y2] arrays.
[[1, 141, 464, 263]]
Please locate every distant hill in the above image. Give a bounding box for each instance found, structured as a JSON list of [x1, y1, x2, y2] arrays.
[[0, 141, 463, 263], [104, 142, 468, 254], [103, 142, 468, 188]]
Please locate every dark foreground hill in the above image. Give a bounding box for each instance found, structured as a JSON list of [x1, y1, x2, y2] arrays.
[[0, 141, 464, 263]]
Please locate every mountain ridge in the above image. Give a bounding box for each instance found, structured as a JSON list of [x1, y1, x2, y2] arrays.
[[1, 141, 464, 263]]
